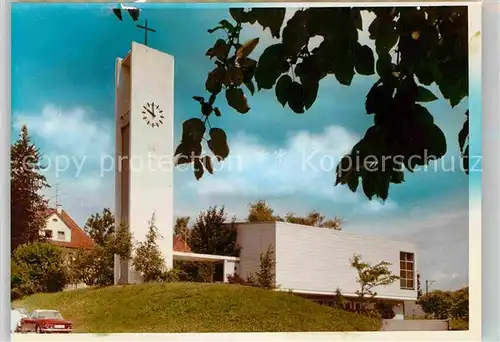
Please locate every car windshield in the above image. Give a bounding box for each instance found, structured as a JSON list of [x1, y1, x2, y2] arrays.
[[15, 308, 28, 315], [37, 311, 63, 319]]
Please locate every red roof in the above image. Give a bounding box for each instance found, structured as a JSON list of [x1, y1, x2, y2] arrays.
[[173, 235, 191, 252], [45, 208, 95, 250]]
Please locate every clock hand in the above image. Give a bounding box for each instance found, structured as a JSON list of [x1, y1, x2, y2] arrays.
[[143, 106, 156, 118]]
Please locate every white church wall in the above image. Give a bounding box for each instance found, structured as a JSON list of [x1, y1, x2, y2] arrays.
[[274, 221, 418, 301], [114, 42, 175, 284], [235, 222, 276, 282]]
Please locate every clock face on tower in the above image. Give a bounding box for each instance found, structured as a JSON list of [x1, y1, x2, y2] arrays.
[[142, 101, 165, 128]]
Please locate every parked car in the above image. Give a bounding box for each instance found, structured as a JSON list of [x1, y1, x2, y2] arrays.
[[11, 308, 28, 333], [18, 309, 73, 333]]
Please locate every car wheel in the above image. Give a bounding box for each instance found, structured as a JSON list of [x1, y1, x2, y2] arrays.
[[35, 325, 41, 334]]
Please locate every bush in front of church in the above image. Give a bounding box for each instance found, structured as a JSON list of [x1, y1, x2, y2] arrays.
[[12, 242, 69, 297]]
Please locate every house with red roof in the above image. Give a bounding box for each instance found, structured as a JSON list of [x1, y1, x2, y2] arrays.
[[44, 206, 192, 254], [43, 206, 95, 252]]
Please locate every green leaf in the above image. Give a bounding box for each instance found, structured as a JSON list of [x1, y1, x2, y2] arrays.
[[236, 38, 260, 59], [208, 128, 229, 161], [229, 8, 246, 23], [255, 43, 289, 90], [226, 88, 250, 114], [226, 66, 244, 86], [202, 156, 214, 174], [376, 52, 392, 80], [347, 174, 359, 192], [282, 10, 310, 55], [334, 54, 355, 86], [205, 66, 225, 94], [275, 74, 292, 107], [287, 82, 305, 114], [303, 80, 319, 110], [458, 117, 469, 153], [181, 118, 205, 143], [244, 80, 255, 95], [354, 44, 375, 76], [416, 86, 438, 102], [361, 173, 376, 200], [352, 9, 362, 31], [219, 19, 235, 32], [252, 8, 286, 39], [390, 170, 404, 184], [425, 124, 447, 159], [206, 39, 230, 60], [194, 158, 204, 180], [462, 145, 469, 175]]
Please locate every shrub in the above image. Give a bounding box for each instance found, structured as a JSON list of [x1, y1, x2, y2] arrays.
[[12, 242, 68, 294], [132, 214, 167, 282], [227, 273, 248, 285], [417, 290, 453, 319], [450, 287, 468, 320], [246, 244, 276, 289], [11, 259, 37, 300], [331, 288, 346, 309]]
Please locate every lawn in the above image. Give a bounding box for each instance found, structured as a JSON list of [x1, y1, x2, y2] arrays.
[[14, 282, 381, 333]]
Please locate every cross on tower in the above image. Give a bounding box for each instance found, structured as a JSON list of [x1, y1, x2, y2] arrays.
[[136, 19, 156, 46]]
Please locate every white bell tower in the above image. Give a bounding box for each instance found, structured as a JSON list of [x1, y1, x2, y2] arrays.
[[114, 42, 174, 284]]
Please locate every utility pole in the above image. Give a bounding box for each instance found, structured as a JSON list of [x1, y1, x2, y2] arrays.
[[425, 280, 435, 294]]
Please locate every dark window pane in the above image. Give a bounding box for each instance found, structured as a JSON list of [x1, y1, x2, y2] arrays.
[[407, 253, 414, 261], [400, 279, 406, 288], [400, 252, 405, 260], [408, 262, 414, 271], [400, 261, 405, 270], [408, 279, 414, 289]]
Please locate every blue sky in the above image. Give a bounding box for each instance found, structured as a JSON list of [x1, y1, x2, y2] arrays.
[[11, 3, 480, 290]]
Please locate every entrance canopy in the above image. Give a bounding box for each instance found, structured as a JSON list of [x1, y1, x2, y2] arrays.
[[173, 251, 239, 263], [172, 252, 239, 282]]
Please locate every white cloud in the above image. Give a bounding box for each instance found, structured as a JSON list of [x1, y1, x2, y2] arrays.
[[13, 104, 113, 159], [184, 125, 398, 213], [12, 104, 114, 226]]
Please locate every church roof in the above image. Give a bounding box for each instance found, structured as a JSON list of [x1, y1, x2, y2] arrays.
[[44, 208, 95, 250]]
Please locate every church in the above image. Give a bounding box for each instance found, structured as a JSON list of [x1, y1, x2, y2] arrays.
[[112, 42, 418, 319]]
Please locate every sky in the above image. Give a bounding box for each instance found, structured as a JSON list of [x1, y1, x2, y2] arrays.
[[11, 3, 481, 291]]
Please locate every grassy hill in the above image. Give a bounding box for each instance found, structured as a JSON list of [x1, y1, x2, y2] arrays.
[[14, 283, 381, 333]]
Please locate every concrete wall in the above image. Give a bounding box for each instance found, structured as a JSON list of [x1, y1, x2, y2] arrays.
[[274, 221, 418, 300], [235, 222, 276, 281], [115, 42, 175, 283], [381, 319, 449, 331]]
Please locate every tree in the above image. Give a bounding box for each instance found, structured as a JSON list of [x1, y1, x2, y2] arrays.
[[247, 200, 343, 230], [247, 200, 281, 222], [189, 205, 240, 256], [12, 242, 68, 293], [350, 253, 399, 309], [132, 213, 167, 282], [417, 272, 423, 298], [247, 244, 276, 289], [284, 210, 342, 230], [332, 288, 346, 309], [11, 125, 50, 251], [417, 287, 468, 320], [174, 216, 190, 236], [170, 7, 470, 202], [84, 207, 115, 246], [417, 290, 453, 319]]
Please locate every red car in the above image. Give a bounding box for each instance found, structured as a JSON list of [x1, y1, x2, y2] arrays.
[[19, 309, 73, 333]]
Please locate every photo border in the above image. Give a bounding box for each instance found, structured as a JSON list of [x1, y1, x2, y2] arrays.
[[1, 1, 496, 341]]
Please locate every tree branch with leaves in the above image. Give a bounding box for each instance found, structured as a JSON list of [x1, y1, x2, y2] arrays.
[[350, 253, 399, 309], [173, 6, 469, 203]]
